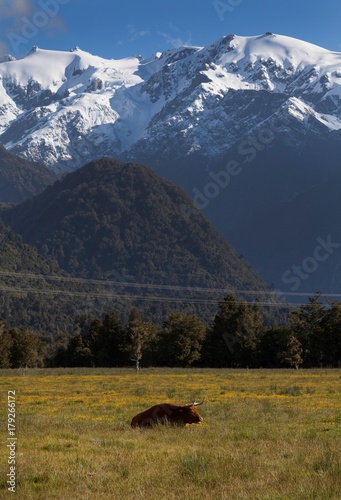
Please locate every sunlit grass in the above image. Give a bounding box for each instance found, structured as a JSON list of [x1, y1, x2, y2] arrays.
[[0, 368, 340, 499]]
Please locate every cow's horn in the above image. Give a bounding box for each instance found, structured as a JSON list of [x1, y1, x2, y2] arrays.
[[184, 397, 205, 407]]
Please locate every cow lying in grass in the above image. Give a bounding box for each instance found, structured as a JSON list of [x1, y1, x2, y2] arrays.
[[131, 399, 205, 428]]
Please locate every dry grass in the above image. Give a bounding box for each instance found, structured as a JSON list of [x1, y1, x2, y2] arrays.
[[0, 368, 340, 499]]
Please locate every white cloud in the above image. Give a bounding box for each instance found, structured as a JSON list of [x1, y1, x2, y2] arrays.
[[156, 21, 192, 49], [127, 24, 150, 41], [0, 0, 70, 55], [117, 25, 150, 47], [157, 31, 192, 48], [0, 0, 34, 19]]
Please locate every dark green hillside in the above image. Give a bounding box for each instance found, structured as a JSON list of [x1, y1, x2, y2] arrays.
[[0, 145, 57, 203], [0, 219, 60, 275], [3, 158, 267, 297], [0, 220, 131, 334], [0, 220, 68, 332]]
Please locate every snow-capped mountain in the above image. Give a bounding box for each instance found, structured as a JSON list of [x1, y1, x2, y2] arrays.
[[0, 33, 341, 172], [1, 33, 341, 297]]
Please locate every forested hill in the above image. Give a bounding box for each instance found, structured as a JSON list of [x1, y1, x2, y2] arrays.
[[0, 219, 139, 333], [0, 220, 73, 333], [0, 219, 60, 275], [3, 157, 267, 297], [0, 145, 57, 203]]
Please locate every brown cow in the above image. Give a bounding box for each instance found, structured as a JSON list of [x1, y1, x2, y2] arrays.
[[131, 399, 205, 428]]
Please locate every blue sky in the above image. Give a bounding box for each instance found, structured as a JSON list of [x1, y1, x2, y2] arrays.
[[1, 0, 340, 59]]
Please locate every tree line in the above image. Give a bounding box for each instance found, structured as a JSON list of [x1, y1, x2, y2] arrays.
[[1, 293, 340, 369]]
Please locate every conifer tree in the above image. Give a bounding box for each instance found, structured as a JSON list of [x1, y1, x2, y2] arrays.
[[161, 312, 206, 367], [65, 334, 93, 367], [290, 293, 326, 367], [202, 294, 264, 367], [8, 327, 45, 368]]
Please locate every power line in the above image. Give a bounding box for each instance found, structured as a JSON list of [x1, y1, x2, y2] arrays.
[[0, 271, 339, 310], [0, 286, 294, 307], [0, 270, 339, 299], [0, 283, 313, 309]]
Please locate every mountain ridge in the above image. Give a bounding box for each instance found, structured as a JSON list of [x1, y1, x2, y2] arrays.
[[0, 33, 340, 171]]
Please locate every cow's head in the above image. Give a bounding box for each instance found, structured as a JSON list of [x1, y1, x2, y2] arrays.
[[180, 399, 204, 424]]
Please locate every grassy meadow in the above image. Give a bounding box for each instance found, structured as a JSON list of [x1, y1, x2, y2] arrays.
[[0, 368, 340, 499]]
